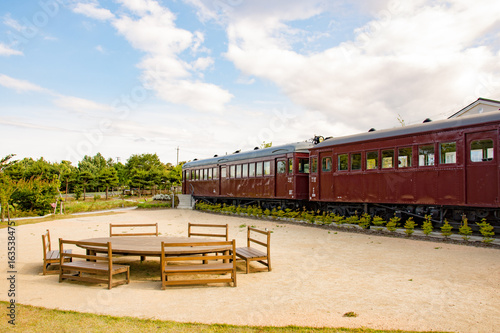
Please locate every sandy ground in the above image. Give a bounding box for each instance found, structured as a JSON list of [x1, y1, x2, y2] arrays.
[[1, 209, 499, 332]]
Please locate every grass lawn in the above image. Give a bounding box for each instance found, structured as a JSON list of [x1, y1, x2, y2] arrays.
[[0, 302, 443, 333]]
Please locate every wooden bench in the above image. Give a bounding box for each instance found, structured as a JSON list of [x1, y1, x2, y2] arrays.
[[160, 240, 236, 289], [188, 223, 228, 240], [235, 227, 271, 273], [109, 223, 158, 237], [188, 223, 229, 262], [110, 223, 158, 262], [58, 239, 130, 289], [42, 230, 72, 275]]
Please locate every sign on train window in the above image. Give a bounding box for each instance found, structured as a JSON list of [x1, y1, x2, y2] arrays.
[[471, 139, 494, 162], [440, 142, 456, 164], [338, 154, 348, 171], [249, 163, 256, 177], [277, 161, 286, 174], [351, 153, 361, 171], [419, 145, 435, 166], [311, 157, 318, 173], [398, 147, 412, 168], [322, 157, 332, 172], [298, 159, 309, 173], [263, 161, 271, 175], [382, 150, 394, 169], [366, 151, 378, 170]]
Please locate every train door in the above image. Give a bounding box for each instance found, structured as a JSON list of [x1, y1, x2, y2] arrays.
[[275, 158, 288, 198], [319, 152, 333, 200], [466, 131, 498, 206]]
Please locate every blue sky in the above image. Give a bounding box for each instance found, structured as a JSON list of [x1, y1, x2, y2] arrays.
[[1, 0, 500, 165]]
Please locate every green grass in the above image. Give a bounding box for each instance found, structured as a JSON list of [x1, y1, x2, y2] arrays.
[[0, 301, 445, 333], [64, 198, 138, 214]]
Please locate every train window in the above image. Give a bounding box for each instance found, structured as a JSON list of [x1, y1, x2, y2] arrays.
[[419, 145, 435, 166], [382, 150, 394, 169], [249, 163, 256, 177], [196, 169, 200, 180], [264, 161, 271, 175], [242, 164, 248, 177], [366, 151, 378, 170], [203, 169, 208, 180], [311, 157, 318, 173], [256, 162, 263, 176], [298, 159, 309, 173], [288, 158, 293, 173], [351, 153, 361, 171], [471, 139, 494, 162], [230, 165, 236, 178], [236, 165, 242, 178], [208, 168, 213, 180], [213, 168, 218, 179], [398, 147, 412, 168], [322, 157, 332, 172], [440, 142, 456, 164], [277, 161, 286, 174], [221, 167, 227, 178], [338, 154, 348, 171]]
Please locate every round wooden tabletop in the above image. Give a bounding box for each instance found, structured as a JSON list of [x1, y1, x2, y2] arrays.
[[77, 236, 230, 256]]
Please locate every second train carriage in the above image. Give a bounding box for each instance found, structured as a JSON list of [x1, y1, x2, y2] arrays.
[[309, 111, 500, 228], [182, 142, 314, 208]]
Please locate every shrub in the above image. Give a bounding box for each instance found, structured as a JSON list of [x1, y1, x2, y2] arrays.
[[458, 216, 473, 241], [371, 216, 386, 230], [152, 194, 171, 201], [476, 218, 495, 243], [358, 213, 371, 229], [404, 217, 416, 236], [422, 215, 433, 236], [93, 194, 101, 201], [386, 215, 401, 232], [440, 219, 453, 238]]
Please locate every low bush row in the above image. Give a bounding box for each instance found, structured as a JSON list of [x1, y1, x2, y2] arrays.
[[195, 202, 496, 243]]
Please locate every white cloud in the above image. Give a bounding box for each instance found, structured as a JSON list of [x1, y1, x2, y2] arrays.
[[0, 74, 45, 92], [53, 95, 114, 113], [215, 0, 500, 133], [0, 43, 23, 56], [73, 2, 115, 21]]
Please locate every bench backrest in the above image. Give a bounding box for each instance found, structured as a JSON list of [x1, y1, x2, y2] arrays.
[[59, 239, 113, 268], [247, 227, 271, 256], [42, 229, 51, 257], [109, 223, 158, 237], [161, 240, 235, 265], [188, 223, 228, 240]]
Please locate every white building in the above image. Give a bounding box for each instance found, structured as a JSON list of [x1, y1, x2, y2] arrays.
[[448, 98, 500, 118]]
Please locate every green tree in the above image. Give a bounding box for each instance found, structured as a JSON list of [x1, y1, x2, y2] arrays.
[[10, 177, 59, 215], [440, 219, 453, 238], [78, 170, 94, 201], [0, 173, 16, 222], [0, 154, 16, 171], [422, 215, 434, 236], [98, 167, 119, 200]]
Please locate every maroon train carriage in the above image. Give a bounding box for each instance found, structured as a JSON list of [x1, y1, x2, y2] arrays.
[[182, 142, 314, 208], [309, 112, 500, 232]]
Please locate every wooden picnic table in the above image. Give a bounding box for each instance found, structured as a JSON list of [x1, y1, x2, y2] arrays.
[[77, 236, 232, 257]]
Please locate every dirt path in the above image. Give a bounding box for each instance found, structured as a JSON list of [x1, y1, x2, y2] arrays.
[[1, 209, 499, 332]]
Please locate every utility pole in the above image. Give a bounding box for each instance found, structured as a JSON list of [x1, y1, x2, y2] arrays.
[[176, 146, 179, 165]]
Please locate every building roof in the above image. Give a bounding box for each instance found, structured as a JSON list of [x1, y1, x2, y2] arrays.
[[183, 141, 314, 169], [312, 111, 500, 150], [448, 97, 500, 118]]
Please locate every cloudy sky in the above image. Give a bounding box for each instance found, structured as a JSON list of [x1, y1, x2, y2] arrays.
[[1, 0, 500, 165]]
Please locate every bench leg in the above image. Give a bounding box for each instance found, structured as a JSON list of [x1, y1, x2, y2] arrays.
[[246, 260, 250, 274]]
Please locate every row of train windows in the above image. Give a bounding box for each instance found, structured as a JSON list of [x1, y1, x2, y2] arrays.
[[312, 139, 494, 172]]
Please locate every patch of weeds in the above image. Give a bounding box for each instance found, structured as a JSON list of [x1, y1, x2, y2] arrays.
[[343, 312, 358, 318]]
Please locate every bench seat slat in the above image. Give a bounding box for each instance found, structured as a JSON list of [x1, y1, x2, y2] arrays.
[[235, 247, 266, 259], [163, 263, 233, 273]]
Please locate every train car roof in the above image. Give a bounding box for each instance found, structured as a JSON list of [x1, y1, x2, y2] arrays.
[[183, 141, 314, 169], [312, 111, 500, 150]]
